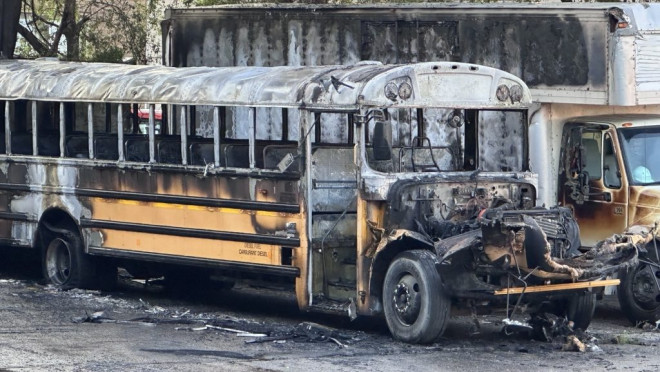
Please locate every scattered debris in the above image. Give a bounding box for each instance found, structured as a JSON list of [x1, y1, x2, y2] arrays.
[[244, 322, 356, 346], [141, 348, 252, 359], [244, 335, 296, 344], [587, 344, 603, 353], [173, 310, 190, 318], [329, 337, 347, 348], [236, 332, 268, 338], [72, 311, 115, 324], [70, 306, 357, 348], [562, 335, 586, 352], [638, 320, 660, 332], [139, 298, 167, 314], [72, 311, 157, 326], [502, 318, 533, 336], [502, 313, 603, 353]]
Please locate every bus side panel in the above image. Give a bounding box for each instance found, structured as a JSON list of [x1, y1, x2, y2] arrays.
[[77, 167, 305, 265], [0, 161, 307, 291]]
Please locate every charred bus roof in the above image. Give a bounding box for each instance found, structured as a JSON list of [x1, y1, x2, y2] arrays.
[[0, 60, 531, 111]]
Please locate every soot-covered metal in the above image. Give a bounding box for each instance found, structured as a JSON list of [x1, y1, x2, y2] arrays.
[[165, 5, 599, 89]]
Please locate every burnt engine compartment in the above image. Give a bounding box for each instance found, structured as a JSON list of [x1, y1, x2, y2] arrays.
[[385, 177, 536, 236], [379, 177, 642, 302]]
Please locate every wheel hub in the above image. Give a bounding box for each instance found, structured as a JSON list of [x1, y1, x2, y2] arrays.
[[392, 274, 421, 325], [45, 238, 73, 286], [394, 283, 411, 314], [631, 267, 660, 308]]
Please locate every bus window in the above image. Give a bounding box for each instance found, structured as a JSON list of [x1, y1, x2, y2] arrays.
[[155, 104, 183, 165], [64, 102, 93, 159], [367, 108, 464, 172], [180, 105, 215, 167], [9, 100, 33, 156], [0, 101, 4, 154], [256, 108, 283, 141], [287, 109, 300, 142], [478, 110, 526, 172], [223, 106, 256, 168], [88, 104, 114, 160], [224, 106, 249, 140], [124, 104, 155, 163], [137, 107, 162, 135], [316, 112, 351, 144]]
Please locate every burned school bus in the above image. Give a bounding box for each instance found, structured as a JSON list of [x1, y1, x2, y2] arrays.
[[0, 59, 641, 343], [164, 2, 660, 324]]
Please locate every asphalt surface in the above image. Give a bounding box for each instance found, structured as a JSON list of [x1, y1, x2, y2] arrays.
[[0, 248, 659, 372]]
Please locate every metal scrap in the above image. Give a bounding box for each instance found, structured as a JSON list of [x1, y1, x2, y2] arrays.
[[480, 211, 648, 281], [502, 312, 603, 352], [72, 311, 156, 326]]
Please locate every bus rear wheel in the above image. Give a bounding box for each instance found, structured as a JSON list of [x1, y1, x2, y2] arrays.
[[42, 229, 115, 290], [382, 250, 450, 344]]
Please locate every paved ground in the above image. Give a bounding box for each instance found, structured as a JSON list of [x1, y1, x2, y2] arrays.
[[0, 248, 659, 372]]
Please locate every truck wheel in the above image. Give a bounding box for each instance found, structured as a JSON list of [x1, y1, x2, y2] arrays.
[[617, 263, 660, 324], [565, 292, 596, 330], [382, 250, 450, 344], [43, 229, 97, 290]]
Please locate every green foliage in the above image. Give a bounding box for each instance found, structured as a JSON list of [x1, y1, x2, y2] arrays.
[[79, 1, 151, 64], [14, 38, 40, 59], [16, 0, 152, 63], [87, 46, 124, 63]]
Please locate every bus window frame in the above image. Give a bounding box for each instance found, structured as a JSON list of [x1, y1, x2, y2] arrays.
[[0, 100, 299, 177]]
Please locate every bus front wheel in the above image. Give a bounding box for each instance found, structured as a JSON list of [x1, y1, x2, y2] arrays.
[[564, 292, 596, 330], [382, 250, 450, 344]]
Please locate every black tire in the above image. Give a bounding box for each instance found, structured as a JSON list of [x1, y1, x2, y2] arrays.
[[565, 292, 596, 330], [382, 250, 450, 344], [42, 229, 116, 290], [617, 263, 660, 324]]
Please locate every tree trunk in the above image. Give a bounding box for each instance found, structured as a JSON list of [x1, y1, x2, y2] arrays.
[[0, 0, 22, 59], [61, 0, 81, 61]]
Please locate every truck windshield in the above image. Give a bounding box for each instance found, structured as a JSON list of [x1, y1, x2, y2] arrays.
[[619, 126, 660, 185]]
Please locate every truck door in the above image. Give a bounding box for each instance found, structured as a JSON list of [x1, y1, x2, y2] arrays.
[[560, 124, 628, 247]]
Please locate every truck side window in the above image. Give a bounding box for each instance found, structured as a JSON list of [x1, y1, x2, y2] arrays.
[[603, 133, 621, 188], [581, 131, 602, 180]]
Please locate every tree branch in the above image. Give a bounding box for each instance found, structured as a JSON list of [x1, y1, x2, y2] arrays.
[[16, 23, 50, 56], [26, 0, 57, 50]]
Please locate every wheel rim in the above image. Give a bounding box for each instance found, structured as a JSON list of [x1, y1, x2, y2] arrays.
[[45, 238, 72, 285], [392, 273, 422, 325], [630, 264, 660, 311]]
